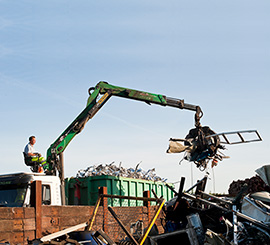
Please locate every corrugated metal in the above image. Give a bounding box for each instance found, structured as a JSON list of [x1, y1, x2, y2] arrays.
[[65, 175, 174, 206]]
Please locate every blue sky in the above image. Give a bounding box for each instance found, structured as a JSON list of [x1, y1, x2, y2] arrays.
[[0, 0, 269, 193]]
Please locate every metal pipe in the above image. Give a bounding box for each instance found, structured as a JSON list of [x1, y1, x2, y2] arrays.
[[183, 192, 270, 231], [232, 205, 238, 245], [186, 176, 208, 193], [87, 196, 101, 231], [199, 191, 232, 206], [139, 199, 165, 245], [101, 193, 159, 202]]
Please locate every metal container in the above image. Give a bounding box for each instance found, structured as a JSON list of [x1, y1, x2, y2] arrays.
[[65, 175, 174, 206]]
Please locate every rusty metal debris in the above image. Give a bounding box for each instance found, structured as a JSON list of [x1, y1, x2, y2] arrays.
[[160, 169, 270, 245], [167, 128, 262, 171], [32, 165, 270, 244]]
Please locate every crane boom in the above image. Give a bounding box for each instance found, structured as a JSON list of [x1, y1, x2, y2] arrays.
[[46, 81, 202, 174]]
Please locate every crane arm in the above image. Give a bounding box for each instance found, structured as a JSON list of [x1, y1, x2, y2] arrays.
[[95, 81, 203, 126], [46, 81, 202, 173], [96, 82, 201, 112]]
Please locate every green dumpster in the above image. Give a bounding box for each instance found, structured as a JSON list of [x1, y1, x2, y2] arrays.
[[65, 175, 174, 206]]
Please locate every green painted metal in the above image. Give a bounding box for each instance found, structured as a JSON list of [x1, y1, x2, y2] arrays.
[[46, 81, 201, 173], [65, 175, 174, 207], [96, 81, 168, 105]]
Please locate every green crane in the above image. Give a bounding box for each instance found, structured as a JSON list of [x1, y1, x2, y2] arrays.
[[46, 81, 203, 176]]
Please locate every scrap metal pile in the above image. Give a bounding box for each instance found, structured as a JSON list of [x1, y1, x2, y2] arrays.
[[76, 162, 167, 182], [160, 175, 270, 244], [31, 165, 270, 245], [158, 165, 270, 244]]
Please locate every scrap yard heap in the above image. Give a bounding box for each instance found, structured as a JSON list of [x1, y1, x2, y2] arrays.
[[0, 82, 267, 244]]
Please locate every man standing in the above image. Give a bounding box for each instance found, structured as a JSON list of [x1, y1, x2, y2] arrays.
[[24, 136, 48, 172]]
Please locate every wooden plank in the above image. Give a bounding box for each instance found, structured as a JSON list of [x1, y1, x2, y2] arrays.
[[36, 181, 42, 239], [0, 232, 10, 242], [12, 232, 24, 244], [59, 206, 93, 216], [42, 217, 59, 228], [24, 231, 35, 243], [12, 207, 24, 219], [0, 207, 13, 219], [30, 180, 42, 239], [24, 207, 35, 219], [42, 226, 60, 235], [40, 222, 87, 242], [60, 216, 90, 227], [13, 219, 23, 231], [2, 232, 24, 244], [0, 220, 13, 232], [42, 206, 60, 217], [0, 232, 24, 244], [23, 218, 36, 231]]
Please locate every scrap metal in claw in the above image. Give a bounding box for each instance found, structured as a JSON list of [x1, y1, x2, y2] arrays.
[[186, 125, 224, 170], [167, 128, 262, 171]]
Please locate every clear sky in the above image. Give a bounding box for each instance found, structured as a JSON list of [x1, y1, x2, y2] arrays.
[[0, 0, 269, 193]]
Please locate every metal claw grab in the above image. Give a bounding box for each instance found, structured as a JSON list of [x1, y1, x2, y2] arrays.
[[167, 126, 262, 170]]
